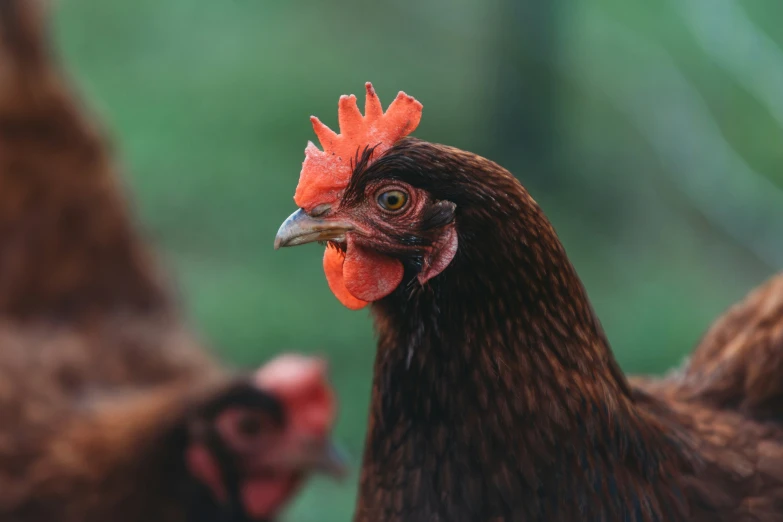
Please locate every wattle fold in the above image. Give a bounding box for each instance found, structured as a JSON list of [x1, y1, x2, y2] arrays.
[[323, 248, 368, 310], [322, 241, 404, 310]]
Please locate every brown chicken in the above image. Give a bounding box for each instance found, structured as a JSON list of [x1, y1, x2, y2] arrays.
[[0, 2, 343, 521], [275, 83, 783, 521]]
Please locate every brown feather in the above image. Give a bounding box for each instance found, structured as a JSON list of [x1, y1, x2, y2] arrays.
[[676, 274, 783, 418], [0, 0, 169, 323]]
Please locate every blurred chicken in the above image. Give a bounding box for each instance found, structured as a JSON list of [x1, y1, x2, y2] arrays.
[[0, 2, 343, 521], [276, 83, 783, 521]]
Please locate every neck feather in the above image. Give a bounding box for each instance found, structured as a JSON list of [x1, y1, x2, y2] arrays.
[[358, 168, 691, 522]]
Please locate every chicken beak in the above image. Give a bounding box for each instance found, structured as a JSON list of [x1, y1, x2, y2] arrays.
[[282, 439, 349, 480], [274, 208, 354, 249], [312, 440, 349, 480]]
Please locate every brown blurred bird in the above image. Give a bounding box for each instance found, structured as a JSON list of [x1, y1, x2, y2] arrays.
[[276, 83, 783, 521], [0, 2, 344, 521]]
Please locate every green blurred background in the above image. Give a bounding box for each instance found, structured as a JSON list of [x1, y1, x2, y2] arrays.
[[51, 1, 783, 519]]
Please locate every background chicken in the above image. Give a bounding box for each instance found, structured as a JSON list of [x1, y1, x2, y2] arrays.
[[276, 84, 783, 521], [0, 2, 342, 521]]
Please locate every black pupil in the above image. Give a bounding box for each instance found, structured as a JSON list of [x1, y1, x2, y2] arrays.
[[386, 194, 399, 207]]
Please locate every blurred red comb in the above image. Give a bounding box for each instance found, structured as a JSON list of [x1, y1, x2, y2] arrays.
[[294, 82, 423, 211], [255, 354, 334, 438]]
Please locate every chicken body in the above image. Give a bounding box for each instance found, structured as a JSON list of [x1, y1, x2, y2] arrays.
[[278, 134, 783, 521], [0, 2, 340, 521]]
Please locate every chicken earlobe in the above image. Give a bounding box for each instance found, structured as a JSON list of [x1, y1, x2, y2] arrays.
[[417, 225, 458, 285]]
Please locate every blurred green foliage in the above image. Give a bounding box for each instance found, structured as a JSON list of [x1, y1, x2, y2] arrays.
[[52, 1, 783, 519]]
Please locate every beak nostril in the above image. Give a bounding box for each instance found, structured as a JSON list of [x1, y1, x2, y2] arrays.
[[309, 204, 331, 217]]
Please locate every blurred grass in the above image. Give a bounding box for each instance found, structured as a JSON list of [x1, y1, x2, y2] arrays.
[[52, 1, 782, 519]]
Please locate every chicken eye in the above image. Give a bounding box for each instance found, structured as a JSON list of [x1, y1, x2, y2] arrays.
[[377, 190, 408, 212]]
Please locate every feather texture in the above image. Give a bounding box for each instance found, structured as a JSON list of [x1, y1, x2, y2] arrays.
[[343, 138, 783, 522]]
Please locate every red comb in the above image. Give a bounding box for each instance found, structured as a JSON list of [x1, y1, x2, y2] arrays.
[[254, 355, 335, 438], [294, 82, 423, 211]]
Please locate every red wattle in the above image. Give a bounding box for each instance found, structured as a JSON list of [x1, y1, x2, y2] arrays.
[[242, 477, 301, 520], [322, 241, 404, 309], [343, 238, 404, 302], [323, 247, 369, 310]]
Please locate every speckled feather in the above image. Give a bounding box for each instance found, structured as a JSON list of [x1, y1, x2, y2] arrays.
[[344, 138, 783, 522]]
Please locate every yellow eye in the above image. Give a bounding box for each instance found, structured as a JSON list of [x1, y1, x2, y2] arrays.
[[377, 190, 408, 212]]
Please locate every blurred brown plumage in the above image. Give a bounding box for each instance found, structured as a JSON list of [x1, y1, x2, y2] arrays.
[[0, 2, 343, 521], [680, 274, 783, 418], [276, 86, 783, 521]]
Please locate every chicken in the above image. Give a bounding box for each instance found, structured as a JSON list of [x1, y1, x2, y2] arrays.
[[0, 2, 344, 521], [275, 83, 783, 521]]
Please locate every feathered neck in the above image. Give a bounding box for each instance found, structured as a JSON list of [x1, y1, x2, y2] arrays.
[[372, 166, 632, 433], [356, 158, 690, 522]]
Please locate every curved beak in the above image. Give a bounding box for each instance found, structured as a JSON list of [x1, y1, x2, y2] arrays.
[[275, 438, 349, 480], [274, 208, 354, 249], [309, 440, 350, 480]]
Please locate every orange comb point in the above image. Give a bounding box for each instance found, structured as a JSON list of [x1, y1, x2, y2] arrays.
[[311, 116, 337, 148], [294, 82, 423, 211], [385, 91, 423, 136], [364, 83, 383, 120], [338, 95, 363, 138]]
